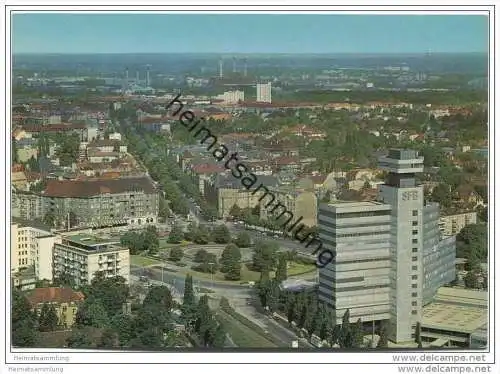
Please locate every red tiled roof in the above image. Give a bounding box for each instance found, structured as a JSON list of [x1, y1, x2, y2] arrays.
[[191, 163, 225, 175], [26, 287, 85, 307]]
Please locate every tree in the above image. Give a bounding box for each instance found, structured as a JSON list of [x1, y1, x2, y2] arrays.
[[212, 225, 231, 244], [66, 329, 93, 348], [184, 222, 197, 241], [353, 318, 364, 348], [339, 309, 354, 348], [42, 212, 56, 228], [168, 224, 184, 244], [12, 137, 19, 164], [143, 286, 173, 311], [98, 328, 119, 349], [234, 232, 251, 248], [464, 269, 481, 289], [224, 261, 241, 281], [87, 273, 129, 317], [193, 225, 211, 244], [12, 288, 38, 347], [275, 254, 288, 282], [415, 322, 422, 344], [38, 303, 59, 332], [377, 323, 389, 348], [430, 183, 453, 208], [220, 243, 241, 273], [75, 297, 109, 328], [212, 325, 227, 348], [229, 204, 242, 219], [286, 294, 296, 324], [169, 246, 184, 262], [194, 249, 209, 263], [182, 274, 196, 328], [252, 240, 279, 272], [143, 225, 160, 255]]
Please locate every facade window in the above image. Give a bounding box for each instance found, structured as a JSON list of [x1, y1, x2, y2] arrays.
[[412, 256, 418, 262], [412, 266, 418, 271], [412, 284, 417, 288], [412, 239, 418, 244], [411, 310, 418, 315], [412, 292, 417, 297], [412, 210, 418, 216], [412, 221, 418, 226], [412, 230, 418, 235], [412, 275, 418, 280], [412, 301, 418, 307]]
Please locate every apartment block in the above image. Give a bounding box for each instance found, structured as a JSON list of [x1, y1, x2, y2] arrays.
[[256, 82, 272, 103], [11, 220, 59, 283], [53, 234, 130, 287], [259, 186, 318, 229], [41, 176, 159, 228], [439, 212, 477, 237]]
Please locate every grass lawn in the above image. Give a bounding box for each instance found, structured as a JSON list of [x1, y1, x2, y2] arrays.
[[130, 255, 162, 267], [287, 261, 316, 276], [181, 263, 271, 284], [216, 311, 277, 348]]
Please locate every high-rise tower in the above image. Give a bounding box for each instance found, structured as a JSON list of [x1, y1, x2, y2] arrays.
[[378, 149, 425, 342]]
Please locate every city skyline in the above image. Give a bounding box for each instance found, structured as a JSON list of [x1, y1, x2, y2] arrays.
[[12, 13, 488, 54]]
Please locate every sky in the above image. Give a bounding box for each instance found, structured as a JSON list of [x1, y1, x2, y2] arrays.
[[12, 13, 488, 54]]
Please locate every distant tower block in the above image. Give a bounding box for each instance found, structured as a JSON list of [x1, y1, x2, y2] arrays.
[[243, 58, 248, 77], [219, 58, 223, 78], [146, 66, 150, 87], [233, 57, 237, 73], [136, 71, 139, 84], [125, 67, 129, 81]]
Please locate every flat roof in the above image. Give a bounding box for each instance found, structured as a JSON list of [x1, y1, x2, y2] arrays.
[[328, 201, 386, 207], [64, 234, 120, 247], [422, 287, 488, 334]]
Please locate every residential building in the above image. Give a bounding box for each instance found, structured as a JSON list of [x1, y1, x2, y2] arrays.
[[318, 149, 456, 343], [439, 212, 477, 237], [26, 287, 85, 329], [221, 90, 244, 104], [259, 185, 318, 229], [53, 234, 130, 287], [11, 220, 59, 283], [41, 176, 159, 228], [256, 82, 272, 103]]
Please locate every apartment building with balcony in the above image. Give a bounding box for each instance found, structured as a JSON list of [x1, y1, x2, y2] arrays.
[[11, 220, 59, 288], [439, 211, 477, 237], [53, 234, 130, 287]]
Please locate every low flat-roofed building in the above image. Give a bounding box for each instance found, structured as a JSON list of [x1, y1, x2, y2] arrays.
[[421, 287, 488, 348]]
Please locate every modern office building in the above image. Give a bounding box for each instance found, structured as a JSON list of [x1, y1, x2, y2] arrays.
[[318, 201, 392, 324], [53, 234, 130, 287], [256, 82, 272, 103], [318, 149, 456, 343]]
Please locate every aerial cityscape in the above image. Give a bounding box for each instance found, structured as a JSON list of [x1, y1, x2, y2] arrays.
[[9, 13, 489, 352]]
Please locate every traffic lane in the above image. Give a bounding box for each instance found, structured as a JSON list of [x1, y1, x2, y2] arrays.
[[131, 265, 254, 292]]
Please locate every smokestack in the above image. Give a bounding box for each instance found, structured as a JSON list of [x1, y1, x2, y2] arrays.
[[244, 58, 248, 77], [219, 58, 223, 79], [233, 57, 237, 73], [146, 66, 150, 87]]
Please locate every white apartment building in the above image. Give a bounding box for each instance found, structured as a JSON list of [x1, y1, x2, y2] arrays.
[[53, 234, 130, 287], [11, 221, 59, 283], [439, 212, 477, 237], [222, 90, 245, 104], [256, 82, 272, 103]]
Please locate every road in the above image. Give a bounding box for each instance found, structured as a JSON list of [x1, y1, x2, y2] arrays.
[[131, 264, 313, 348]]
